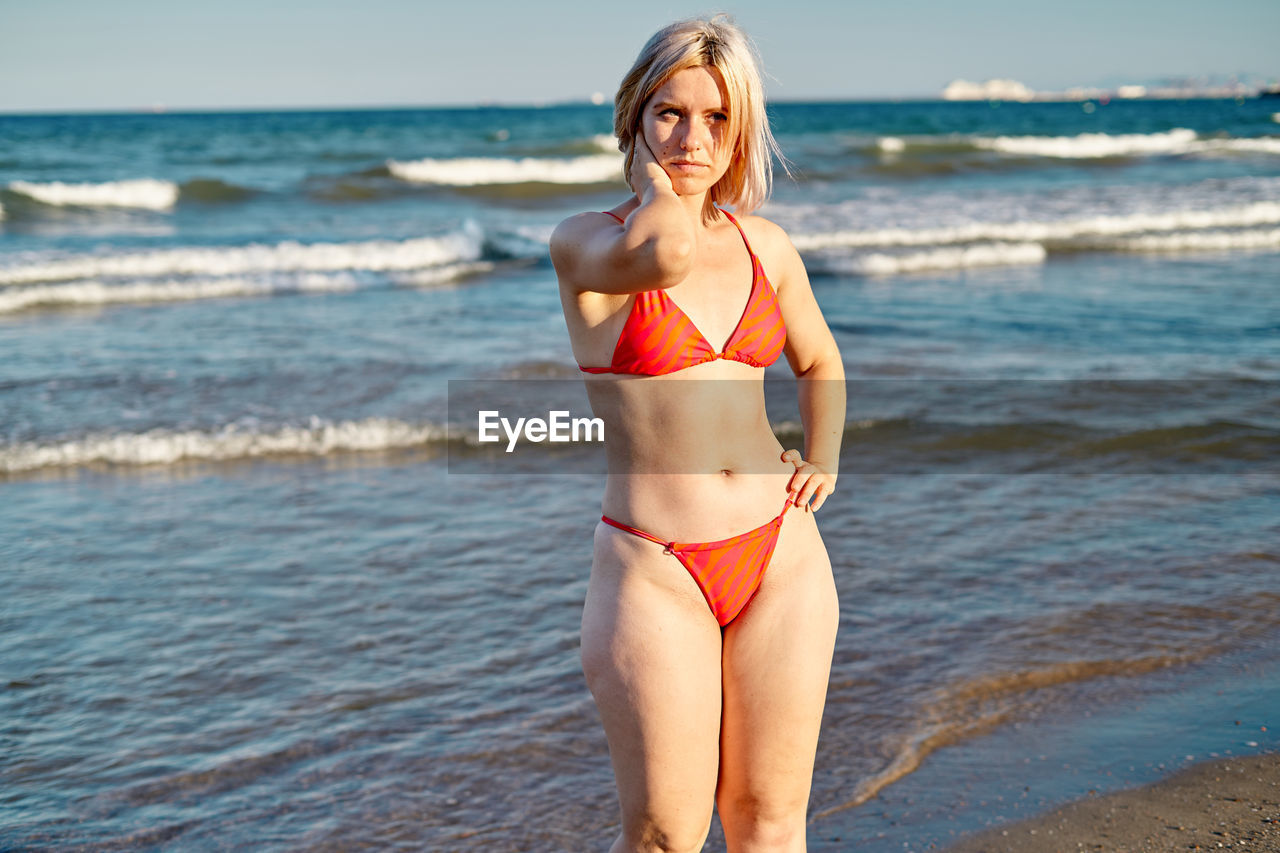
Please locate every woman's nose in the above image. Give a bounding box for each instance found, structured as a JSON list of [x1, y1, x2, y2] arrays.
[[678, 122, 706, 152]]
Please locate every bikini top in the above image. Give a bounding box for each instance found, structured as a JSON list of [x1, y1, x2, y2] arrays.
[[578, 209, 787, 376]]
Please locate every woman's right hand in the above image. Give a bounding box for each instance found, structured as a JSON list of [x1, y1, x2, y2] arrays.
[[629, 131, 674, 199]]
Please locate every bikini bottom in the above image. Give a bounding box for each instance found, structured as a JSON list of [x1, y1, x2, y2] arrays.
[[600, 499, 792, 626]]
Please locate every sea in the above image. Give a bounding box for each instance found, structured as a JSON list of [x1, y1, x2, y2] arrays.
[[2, 97, 1278, 851]]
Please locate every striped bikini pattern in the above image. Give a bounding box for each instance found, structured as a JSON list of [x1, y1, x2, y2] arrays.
[[579, 210, 786, 375], [600, 500, 791, 626]]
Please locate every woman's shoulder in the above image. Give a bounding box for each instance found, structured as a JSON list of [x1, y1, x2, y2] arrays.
[[551, 209, 618, 244], [549, 209, 623, 272], [731, 212, 802, 275]]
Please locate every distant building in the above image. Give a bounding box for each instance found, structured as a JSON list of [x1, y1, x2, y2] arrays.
[[1116, 85, 1148, 99], [941, 78, 1035, 101]]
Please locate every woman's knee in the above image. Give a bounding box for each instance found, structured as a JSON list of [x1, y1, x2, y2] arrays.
[[719, 795, 807, 851], [619, 810, 713, 853]]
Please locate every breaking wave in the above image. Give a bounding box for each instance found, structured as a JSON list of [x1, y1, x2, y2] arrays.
[[386, 153, 623, 186], [809, 242, 1047, 275], [0, 262, 492, 314], [864, 128, 1280, 161], [0, 225, 485, 286], [7, 178, 180, 210], [793, 201, 1280, 273], [973, 128, 1201, 158], [791, 201, 1280, 251], [0, 418, 451, 474], [178, 177, 257, 204], [1074, 227, 1280, 253]]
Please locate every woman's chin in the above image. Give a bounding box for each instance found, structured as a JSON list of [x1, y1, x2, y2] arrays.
[[667, 176, 716, 196]]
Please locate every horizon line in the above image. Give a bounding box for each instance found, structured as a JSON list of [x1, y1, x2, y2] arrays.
[[1, 89, 1272, 118]]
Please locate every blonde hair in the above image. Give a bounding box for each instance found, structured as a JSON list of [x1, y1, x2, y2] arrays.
[[614, 15, 783, 217]]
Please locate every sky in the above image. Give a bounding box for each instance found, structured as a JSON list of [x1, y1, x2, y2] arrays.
[[1, 0, 1276, 113]]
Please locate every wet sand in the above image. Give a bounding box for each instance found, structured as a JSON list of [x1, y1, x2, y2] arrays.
[[944, 752, 1280, 852]]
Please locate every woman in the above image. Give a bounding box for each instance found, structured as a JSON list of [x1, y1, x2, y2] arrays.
[[550, 16, 845, 853]]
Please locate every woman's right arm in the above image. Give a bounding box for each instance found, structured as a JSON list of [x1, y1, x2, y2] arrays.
[[549, 134, 694, 294]]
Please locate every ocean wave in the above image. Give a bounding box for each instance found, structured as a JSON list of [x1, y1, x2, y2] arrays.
[[495, 133, 619, 158], [811, 242, 1048, 275], [0, 417, 450, 474], [483, 224, 555, 259], [818, 588, 1280, 815], [388, 261, 497, 288], [0, 262, 491, 314], [386, 153, 623, 186], [586, 134, 619, 153], [815, 652, 1204, 816], [1204, 136, 1280, 155], [970, 128, 1280, 159], [0, 225, 484, 286], [791, 201, 1280, 251], [179, 177, 257, 204], [7, 178, 180, 210], [973, 128, 1199, 158], [1077, 226, 1280, 252]]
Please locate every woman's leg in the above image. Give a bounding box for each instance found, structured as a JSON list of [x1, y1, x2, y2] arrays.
[[716, 511, 839, 853], [582, 522, 726, 853]]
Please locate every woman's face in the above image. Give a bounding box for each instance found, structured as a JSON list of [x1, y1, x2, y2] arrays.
[[640, 65, 735, 196]]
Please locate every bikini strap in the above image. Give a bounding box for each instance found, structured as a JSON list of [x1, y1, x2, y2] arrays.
[[601, 211, 625, 224], [600, 515, 676, 554], [717, 208, 759, 261]]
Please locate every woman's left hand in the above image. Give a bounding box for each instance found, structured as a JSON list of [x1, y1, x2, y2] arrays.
[[781, 449, 837, 513]]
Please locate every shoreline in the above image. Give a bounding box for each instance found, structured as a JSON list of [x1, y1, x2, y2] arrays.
[[943, 751, 1280, 852], [811, 643, 1280, 852]]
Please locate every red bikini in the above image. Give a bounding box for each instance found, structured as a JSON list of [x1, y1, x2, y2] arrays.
[[600, 504, 792, 626], [579, 209, 786, 376], [583, 209, 793, 626]]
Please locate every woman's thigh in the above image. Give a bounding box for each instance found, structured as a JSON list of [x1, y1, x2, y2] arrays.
[[717, 510, 839, 829], [580, 523, 725, 844]]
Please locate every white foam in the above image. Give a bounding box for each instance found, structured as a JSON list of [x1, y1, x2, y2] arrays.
[[1091, 227, 1280, 252], [791, 201, 1280, 251], [592, 134, 620, 152], [1273, 113, 1280, 123], [0, 417, 448, 473], [386, 261, 495, 288], [877, 137, 906, 153], [1205, 137, 1280, 155], [7, 178, 180, 210], [387, 153, 623, 185], [483, 224, 556, 259], [0, 201, 5, 221], [820, 242, 1047, 276], [0, 225, 483, 286], [0, 273, 348, 314], [973, 128, 1199, 158], [0, 262, 490, 314]]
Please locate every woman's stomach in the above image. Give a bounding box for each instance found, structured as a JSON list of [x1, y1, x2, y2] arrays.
[[585, 373, 798, 540]]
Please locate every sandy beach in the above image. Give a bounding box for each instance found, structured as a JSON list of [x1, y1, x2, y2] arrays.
[[944, 752, 1280, 852]]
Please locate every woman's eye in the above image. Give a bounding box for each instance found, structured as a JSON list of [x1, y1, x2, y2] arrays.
[[712, 113, 728, 121]]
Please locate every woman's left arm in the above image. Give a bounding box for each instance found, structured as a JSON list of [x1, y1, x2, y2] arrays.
[[754, 218, 846, 512]]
